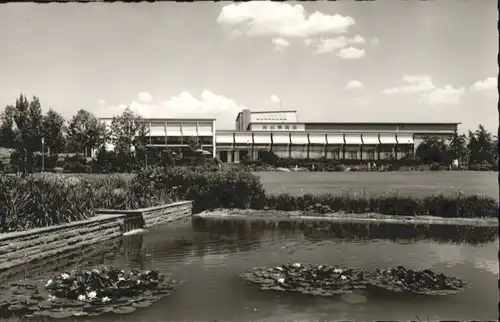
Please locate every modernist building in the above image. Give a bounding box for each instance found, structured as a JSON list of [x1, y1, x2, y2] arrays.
[[99, 109, 459, 163]]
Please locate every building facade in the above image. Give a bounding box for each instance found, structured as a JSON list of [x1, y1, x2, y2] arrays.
[[99, 109, 459, 163]]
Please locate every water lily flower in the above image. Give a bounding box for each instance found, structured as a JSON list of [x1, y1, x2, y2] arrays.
[[102, 297, 110, 303], [47, 295, 57, 302], [87, 291, 97, 299], [277, 278, 285, 284], [137, 280, 141, 284], [118, 277, 125, 281], [340, 275, 347, 280], [45, 279, 53, 287], [92, 269, 100, 274], [275, 267, 284, 271], [291, 263, 301, 268], [77, 294, 86, 301], [61, 273, 71, 280], [333, 268, 343, 274]]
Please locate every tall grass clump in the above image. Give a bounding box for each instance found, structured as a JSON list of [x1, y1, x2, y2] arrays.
[[264, 191, 498, 218], [89, 175, 173, 211], [140, 166, 266, 213], [0, 174, 95, 233]]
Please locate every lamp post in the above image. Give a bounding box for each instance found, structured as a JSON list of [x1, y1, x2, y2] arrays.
[[41, 137, 45, 173]]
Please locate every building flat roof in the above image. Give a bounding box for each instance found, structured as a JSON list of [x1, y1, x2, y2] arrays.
[[98, 117, 215, 121], [304, 121, 461, 126]]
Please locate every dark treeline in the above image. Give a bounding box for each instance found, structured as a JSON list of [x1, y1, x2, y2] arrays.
[[0, 94, 209, 174]]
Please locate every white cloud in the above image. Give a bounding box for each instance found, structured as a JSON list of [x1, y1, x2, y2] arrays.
[[420, 85, 465, 106], [369, 37, 379, 45], [158, 90, 245, 129], [307, 35, 366, 54], [137, 92, 153, 103], [470, 77, 498, 91], [268, 95, 281, 104], [337, 47, 365, 59], [217, 2, 355, 38], [383, 74, 435, 94], [272, 37, 290, 51], [344, 80, 364, 90]]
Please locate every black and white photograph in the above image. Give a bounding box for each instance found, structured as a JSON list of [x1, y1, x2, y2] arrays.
[[0, 0, 498, 321]]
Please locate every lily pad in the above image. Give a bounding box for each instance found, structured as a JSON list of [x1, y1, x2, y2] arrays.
[[112, 306, 137, 314]]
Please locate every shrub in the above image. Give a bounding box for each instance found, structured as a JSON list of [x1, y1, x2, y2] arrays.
[[0, 174, 95, 233], [263, 192, 497, 218], [140, 166, 266, 213]]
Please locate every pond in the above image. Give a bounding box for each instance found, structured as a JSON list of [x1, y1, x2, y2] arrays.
[[0, 218, 498, 321]]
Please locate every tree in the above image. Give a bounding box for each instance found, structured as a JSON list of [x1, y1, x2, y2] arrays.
[[0, 105, 18, 149], [66, 109, 107, 157], [467, 124, 493, 165], [448, 132, 468, 165], [415, 136, 450, 165], [109, 107, 149, 168], [42, 109, 66, 155], [10, 94, 44, 172]]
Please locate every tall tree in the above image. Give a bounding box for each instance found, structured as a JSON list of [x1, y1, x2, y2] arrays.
[[448, 132, 468, 165], [415, 136, 450, 165], [42, 109, 66, 155], [0, 105, 18, 149], [11, 95, 44, 172], [467, 124, 493, 165], [66, 109, 107, 156], [109, 107, 149, 155]]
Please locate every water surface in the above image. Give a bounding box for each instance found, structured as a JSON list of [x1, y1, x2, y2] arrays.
[[1, 219, 498, 321]]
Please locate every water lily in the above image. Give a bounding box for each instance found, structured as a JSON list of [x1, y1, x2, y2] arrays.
[[45, 279, 53, 287], [87, 291, 97, 299], [275, 267, 284, 271], [61, 273, 71, 280], [47, 295, 57, 302], [77, 294, 86, 301], [102, 296, 110, 303], [92, 269, 100, 274], [341, 275, 347, 280], [118, 277, 125, 281], [291, 263, 301, 268], [333, 268, 343, 274], [277, 278, 285, 284], [137, 280, 141, 284]]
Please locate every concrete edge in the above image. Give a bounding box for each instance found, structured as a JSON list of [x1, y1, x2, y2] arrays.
[[96, 200, 193, 214], [194, 210, 499, 227]]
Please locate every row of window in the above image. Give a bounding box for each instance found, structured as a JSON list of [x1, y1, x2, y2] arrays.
[[261, 124, 298, 130]]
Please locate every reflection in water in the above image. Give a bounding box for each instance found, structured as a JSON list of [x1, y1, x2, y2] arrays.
[[193, 217, 498, 245], [0, 218, 497, 322]]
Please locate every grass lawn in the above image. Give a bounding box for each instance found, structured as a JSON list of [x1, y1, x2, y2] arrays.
[[254, 171, 498, 200]]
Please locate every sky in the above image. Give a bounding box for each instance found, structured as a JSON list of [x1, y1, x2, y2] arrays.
[[0, 1, 497, 132]]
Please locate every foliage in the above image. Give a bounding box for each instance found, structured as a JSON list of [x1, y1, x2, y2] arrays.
[[66, 109, 107, 157], [467, 125, 494, 166], [0, 174, 95, 233], [415, 136, 450, 165], [0, 105, 17, 149], [42, 108, 67, 154], [109, 107, 149, 169], [90, 174, 173, 210], [263, 192, 498, 218], [139, 166, 266, 213]]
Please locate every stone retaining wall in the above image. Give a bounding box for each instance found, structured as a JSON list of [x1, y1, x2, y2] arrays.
[[0, 214, 126, 273], [0, 201, 193, 275], [97, 201, 193, 228]]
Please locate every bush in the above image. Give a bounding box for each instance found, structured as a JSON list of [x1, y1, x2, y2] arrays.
[[263, 192, 498, 218], [88, 174, 173, 211], [140, 166, 266, 213], [0, 174, 95, 233]]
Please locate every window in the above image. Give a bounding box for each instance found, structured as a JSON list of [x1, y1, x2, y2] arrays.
[[270, 125, 275, 130], [349, 151, 358, 160], [292, 125, 297, 130], [263, 125, 267, 130], [277, 125, 282, 130], [367, 151, 375, 160], [285, 125, 290, 130]]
